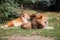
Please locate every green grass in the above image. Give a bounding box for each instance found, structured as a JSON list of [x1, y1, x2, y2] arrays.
[[0, 10, 60, 40]]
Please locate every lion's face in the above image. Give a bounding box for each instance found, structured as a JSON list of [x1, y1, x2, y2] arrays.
[[36, 13, 48, 27]]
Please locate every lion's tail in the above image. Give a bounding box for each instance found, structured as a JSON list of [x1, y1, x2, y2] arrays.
[[43, 26, 54, 29]]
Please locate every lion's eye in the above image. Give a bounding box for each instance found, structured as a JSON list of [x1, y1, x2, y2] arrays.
[[45, 22, 47, 24], [39, 16, 42, 19]]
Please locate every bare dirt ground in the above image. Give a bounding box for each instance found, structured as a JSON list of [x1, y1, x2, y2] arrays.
[[8, 35, 54, 40]]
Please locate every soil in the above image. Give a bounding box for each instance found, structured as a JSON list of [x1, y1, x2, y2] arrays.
[[8, 35, 54, 40]]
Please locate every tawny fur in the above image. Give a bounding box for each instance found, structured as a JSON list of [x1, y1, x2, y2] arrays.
[[36, 13, 48, 27], [0, 13, 30, 28], [31, 13, 54, 29], [21, 22, 32, 29]]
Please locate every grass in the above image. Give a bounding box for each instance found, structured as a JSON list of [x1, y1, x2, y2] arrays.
[[0, 10, 60, 40]]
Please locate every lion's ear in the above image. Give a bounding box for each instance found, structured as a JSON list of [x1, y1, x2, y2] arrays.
[[39, 16, 43, 19], [30, 14, 36, 20], [30, 14, 36, 17]]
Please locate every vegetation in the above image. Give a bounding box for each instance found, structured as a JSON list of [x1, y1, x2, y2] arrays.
[[0, 0, 60, 40], [0, 10, 60, 40], [0, 0, 57, 23], [0, 0, 19, 23]]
